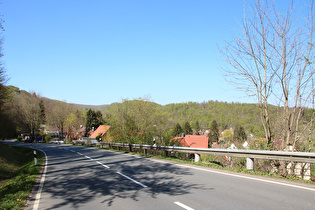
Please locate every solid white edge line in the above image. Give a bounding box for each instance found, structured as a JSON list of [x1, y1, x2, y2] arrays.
[[96, 161, 110, 169], [150, 159, 315, 192], [117, 172, 147, 188], [174, 201, 194, 210], [179, 164, 315, 192], [33, 149, 48, 210], [77, 152, 83, 155]]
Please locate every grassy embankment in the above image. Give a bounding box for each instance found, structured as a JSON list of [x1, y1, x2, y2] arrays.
[[0, 143, 43, 210]]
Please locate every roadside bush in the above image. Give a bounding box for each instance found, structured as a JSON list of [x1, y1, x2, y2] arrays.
[[16, 136, 22, 142], [95, 134, 102, 142], [45, 134, 52, 143]]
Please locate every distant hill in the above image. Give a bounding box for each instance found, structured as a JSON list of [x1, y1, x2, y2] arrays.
[[93, 99, 268, 137], [69, 99, 267, 136], [7, 86, 269, 137], [71, 104, 109, 111], [159, 101, 266, 135]]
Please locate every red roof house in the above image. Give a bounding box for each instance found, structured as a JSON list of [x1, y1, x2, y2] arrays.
[[89, 125, 111, 140], [172, 135, 209, 148]]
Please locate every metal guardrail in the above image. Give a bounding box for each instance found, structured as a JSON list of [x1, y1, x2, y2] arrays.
[[100, 142, 315, 164]]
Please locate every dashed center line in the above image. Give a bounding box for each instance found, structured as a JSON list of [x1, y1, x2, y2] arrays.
[[96, 161, 110, 169], [71, 149, 147, 189], [174, 201, 194, 210], [85, 155, 93, 160]]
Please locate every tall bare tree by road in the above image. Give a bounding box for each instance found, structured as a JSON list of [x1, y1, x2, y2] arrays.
[[221, 0, 315, 150], [10, 91, 45, 140], [0, 15, 5, 110], [50, 101, 72, 139]]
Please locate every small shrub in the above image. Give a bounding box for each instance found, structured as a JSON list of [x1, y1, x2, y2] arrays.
[[45, 134, 52, 143], [16, 136, 22, 142]]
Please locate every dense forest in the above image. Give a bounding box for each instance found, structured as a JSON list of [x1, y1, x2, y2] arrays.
[[161, 101, 264, 134], [0, 87, 265, 138], [1, 86, 314, 152]]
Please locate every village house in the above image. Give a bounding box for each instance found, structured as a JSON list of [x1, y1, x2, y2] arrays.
[[89, 125, 111, 142], [172, 135, 209, 148], [76, 125, 86, 139], [44, 125, 60, 137]]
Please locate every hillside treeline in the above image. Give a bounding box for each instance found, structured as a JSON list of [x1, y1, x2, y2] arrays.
[[1, 87, 314, 151], [161, 101, 265, 135], [104, 99, 268, 146], [1, 87, 264, 139], [0, 87, 86, 139]]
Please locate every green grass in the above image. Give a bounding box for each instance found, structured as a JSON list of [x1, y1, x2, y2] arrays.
[[0, 143, 44, 210]]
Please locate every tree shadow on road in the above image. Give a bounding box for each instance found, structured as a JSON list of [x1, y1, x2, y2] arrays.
[[39, 151, 213, 209]]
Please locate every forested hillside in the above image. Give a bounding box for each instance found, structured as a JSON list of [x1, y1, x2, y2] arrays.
[[2, 87, 314, 151], [99, 100, 274, 138], [0, 86, 277, 139], [161, 101, 264, 132]]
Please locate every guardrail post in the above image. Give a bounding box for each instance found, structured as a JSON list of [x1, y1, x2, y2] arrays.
[[246, 158, 254, 170], [34, 150, 37, 165], [195, 153, 200, 162], [164, 150, 168, 157]]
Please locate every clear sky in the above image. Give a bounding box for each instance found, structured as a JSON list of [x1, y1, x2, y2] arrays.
[[0, 0, 291, 105]]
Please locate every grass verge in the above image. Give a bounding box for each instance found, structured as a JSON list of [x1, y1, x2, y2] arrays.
[[0, 143, 44, 210]]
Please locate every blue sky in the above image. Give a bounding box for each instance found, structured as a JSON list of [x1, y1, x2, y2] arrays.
[[1, 0, 269, 105]]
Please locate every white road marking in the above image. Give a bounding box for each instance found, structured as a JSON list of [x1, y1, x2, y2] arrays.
[[117, 172, 147, 188], [85, 155, 93, 160], [70, 150, 75, 153], [157, 160, 315, 192], [33, 149, 48, 210], [77, 152, 83, 155], [96, 161, 110, 169], [174, 201, 194, 210]]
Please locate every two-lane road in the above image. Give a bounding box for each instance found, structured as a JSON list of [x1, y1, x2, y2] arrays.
[[4, 141, 315, 209]]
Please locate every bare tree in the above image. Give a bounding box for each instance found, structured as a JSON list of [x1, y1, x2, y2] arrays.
[[11, 91, 44, 140], [0, 17, 6, 111], [221, 0, 315, 150], [50, 101, 72, 139]]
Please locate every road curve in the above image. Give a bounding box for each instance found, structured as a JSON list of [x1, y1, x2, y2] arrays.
[[3, 141, 315, 210]]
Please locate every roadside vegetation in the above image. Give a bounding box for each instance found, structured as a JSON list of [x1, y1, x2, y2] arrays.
[[0, 143, 43, 210], [101, 145, 315, 184]]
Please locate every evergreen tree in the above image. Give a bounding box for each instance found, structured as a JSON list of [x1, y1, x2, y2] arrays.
[[39, 100, 46, 124], [85, 109, 104, 136], [234, 125, 247, 142], [173, 123, 182, 137], [195, 120, 200, 131], [208, 120, 219, 147], [184, 121, 193, 135], [95, 110, 104, 126]]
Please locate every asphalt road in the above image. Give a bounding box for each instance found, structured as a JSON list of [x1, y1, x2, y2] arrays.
[[3, 141, 315, 210]]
